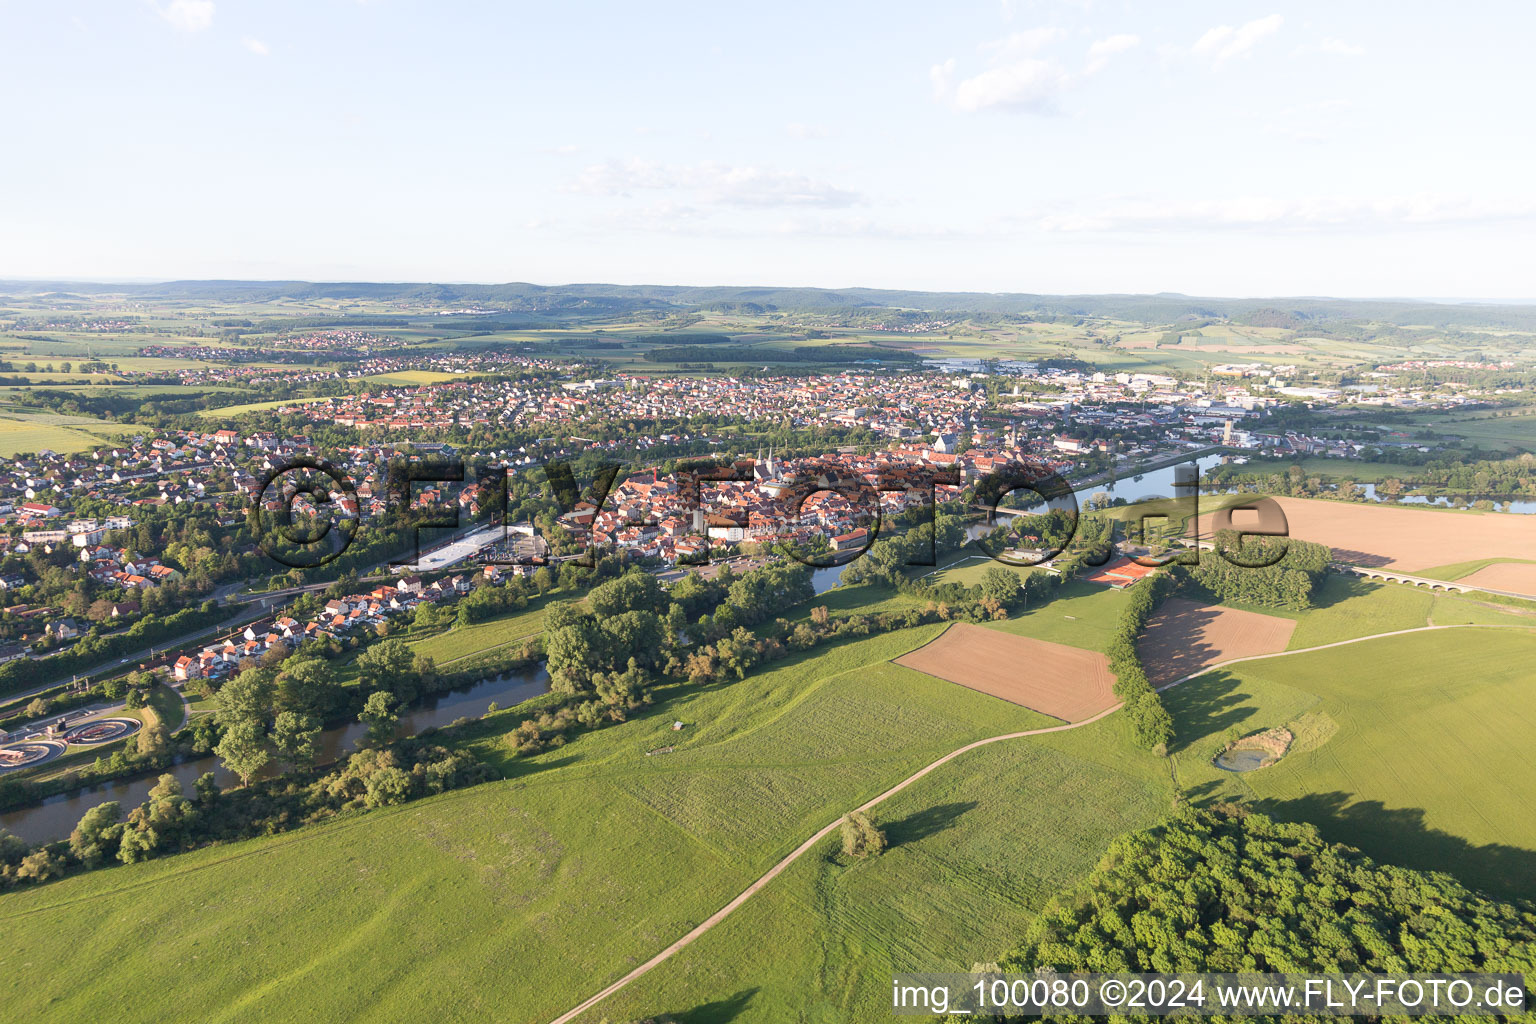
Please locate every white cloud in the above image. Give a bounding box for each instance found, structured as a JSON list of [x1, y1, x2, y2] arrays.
[[934, 26, 1137, 113], [980, 27, 1066, 61], [156, 0, 215, 33], [568, 159, 861, 209], [1317, 36, 1366, 56], [1085, 33, 1139, 74], [242, 37, 269, 56], [1191, 14, 1282, 65], [946, 59, 1070, 112]]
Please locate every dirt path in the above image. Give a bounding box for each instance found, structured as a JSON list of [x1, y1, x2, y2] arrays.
[[548, 622, 1535, 1024]]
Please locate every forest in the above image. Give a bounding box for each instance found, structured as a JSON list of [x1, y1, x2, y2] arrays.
[[944, 804, 1536, 1023]]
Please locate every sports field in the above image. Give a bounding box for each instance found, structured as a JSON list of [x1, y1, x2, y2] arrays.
[[0, 628, 1063, 1024], [896, 622, 1116, 722], [1138, 597, 1296, 686], [1165, 626, 1536, 900], [1191, 496, 1536, 571]]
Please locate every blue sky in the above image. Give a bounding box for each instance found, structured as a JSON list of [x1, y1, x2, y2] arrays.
[[2, 1, 1533, 296]]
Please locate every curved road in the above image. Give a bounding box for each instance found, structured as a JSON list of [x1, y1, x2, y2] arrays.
[[548, 621, 1535, 1024]]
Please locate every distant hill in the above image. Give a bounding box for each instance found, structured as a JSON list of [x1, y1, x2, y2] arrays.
[[6, 279, 1536, 330]]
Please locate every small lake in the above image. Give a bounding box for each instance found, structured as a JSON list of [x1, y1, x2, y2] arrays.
[[1214, 747, 1272, 773], [0, 665, 549, 844]]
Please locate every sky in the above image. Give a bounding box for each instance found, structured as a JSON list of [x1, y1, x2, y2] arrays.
[[2, 0, 1534, 297]]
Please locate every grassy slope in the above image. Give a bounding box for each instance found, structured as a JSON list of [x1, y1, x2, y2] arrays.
[[0, 628, 1063, 1024], [405, 603, 548, 665], [572, 720, 1170, 1024], [1165, 626, 1536, 900]]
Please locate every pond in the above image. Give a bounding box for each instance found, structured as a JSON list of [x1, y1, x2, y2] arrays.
[[1214, 747, 1272, 772], [0, 665, 549, 844]]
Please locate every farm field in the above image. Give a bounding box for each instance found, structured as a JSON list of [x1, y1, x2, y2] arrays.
[[0, 416, 127, 456], [1457, 561, 1536, 597], [1138, 597, 1296, 687], [0, 628, 1063, 1024], [569, 719, 1170, 1024], [896, 622, 1116, 723], [1165, 626, 1536, 900], [1190, 496, 1536, 572], [197, 396, 334, 417], [362, 370, 461, 385], [1182, 574, 1532, 650]]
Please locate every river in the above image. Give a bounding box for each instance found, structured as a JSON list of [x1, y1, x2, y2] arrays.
[[0, 665, 549, 844]]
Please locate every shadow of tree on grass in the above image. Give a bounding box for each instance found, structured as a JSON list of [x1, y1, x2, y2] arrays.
[[665, 986, 760, 1023], [1254, 790, 1536, 904], [882, 801, 979, 848]]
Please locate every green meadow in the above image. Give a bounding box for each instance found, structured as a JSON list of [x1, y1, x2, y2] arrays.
[[406, 603, 549, 665], [0, 415, 130, 456], [0, 628, 1068, 1024], [1165, 626, 1536, 900], [572, 720, 1171, 1024]]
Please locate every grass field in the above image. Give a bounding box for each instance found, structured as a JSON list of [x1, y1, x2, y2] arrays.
[[915, 553, 1040, 588], [0, 627, 1070, 1024], [406, 603, 548, 665], [1165, 626, 1536, 900], [979, 580, 1127, 652], [569, 719, 1171, 1024], [0, 416, 127, 456], [1401, 408, 1536, 451]]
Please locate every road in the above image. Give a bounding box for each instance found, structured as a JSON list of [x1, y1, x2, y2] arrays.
[[546, 621, 1535, 1024]]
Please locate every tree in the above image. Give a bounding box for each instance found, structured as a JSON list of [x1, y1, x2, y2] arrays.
[[363, 766, 413, 807], [588, 570, 668, 618], [979, 566, 1024, 608], [356, 640, 422, 702], [16, 848, 64, 882], [998, 805, 1536, 978], [215, 718, 270, 786], [271, 711, 321, 768], [275, 657, 342, 717], [136, 721, 170, 759], [118, 826, 159, 864], [359, 691, 398, 747], [70, 801, 123, 867], [840, 812, 887, 859], [193, 771, 219, 805], [214, 668, 276, 729]]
